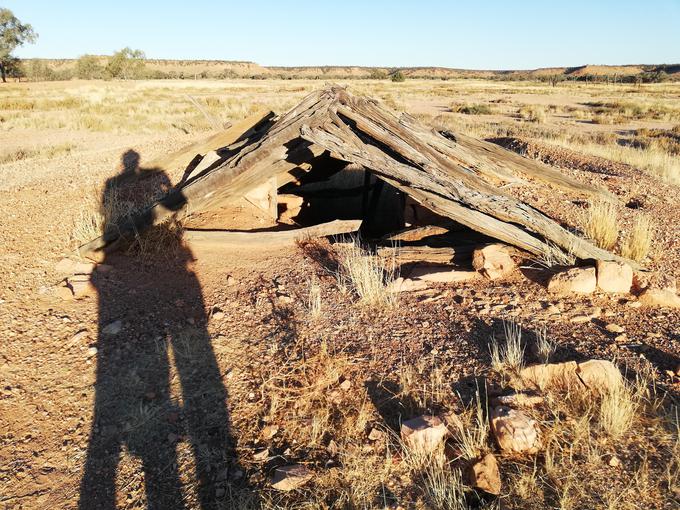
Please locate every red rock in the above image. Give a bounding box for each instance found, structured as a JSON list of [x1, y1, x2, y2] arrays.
[[548, 267, 596, 295], [472, 244, 516, 280], [466, 453, 501, 495], [596, 260, 632, 293]]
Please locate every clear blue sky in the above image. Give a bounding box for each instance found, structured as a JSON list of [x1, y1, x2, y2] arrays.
[[4, 1, 680, 69]]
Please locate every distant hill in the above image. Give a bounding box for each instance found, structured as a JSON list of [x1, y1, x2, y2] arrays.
[[17, 58, 680, 82]]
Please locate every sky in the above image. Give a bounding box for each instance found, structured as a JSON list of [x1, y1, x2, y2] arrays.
[[4, 1, 680, 69]]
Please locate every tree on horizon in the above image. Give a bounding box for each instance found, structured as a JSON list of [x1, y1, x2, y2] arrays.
[[0, 8, 37, 82]]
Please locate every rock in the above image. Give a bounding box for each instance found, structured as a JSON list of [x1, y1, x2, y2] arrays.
[[605, 454, 621, 468], [87, 346, 98, 356], [400, 415, 448, 453], [262, 425, 279, 439], [70, 330, 88, 343], [55, 258, 75, 273], [277, 295, 294, 304], [368, 428, 384, 441], [388, 277, 429, 293], [253, 448, 269, 462], [409, 266, 479, 283], [575, 359, 623, 393], [54, 285, 74, 301], [605, 324, 625, 333], [68, 275, 96, 299], [638, 288, 680, 309], [519, 361, 580, 391], [596, 260, 633, 294], [101, 320, 123, 336], [490, 406, 539, 454], [339, 379, 351, 391], [493, 392, 544, 408], [472, 244, 516, 280], [570, 314, 591, 324], [465, 453, 501, 495], [676, 364, 680, 377], [212, 311, 225, 320], [271, 464, 313, 491], [55, 258, 95, 275], [547, 267, 596, 295]]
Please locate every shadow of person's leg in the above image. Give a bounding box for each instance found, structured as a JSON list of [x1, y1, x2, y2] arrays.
[[79, 425, 121, 510], [172, 326, 239, 509], [140, 440, 186, 510]]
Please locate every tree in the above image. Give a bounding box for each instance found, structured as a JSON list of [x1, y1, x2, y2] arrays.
[[0, 8, 37, 83], [76, 54, 103, 79], [105, 47, 146, 80]]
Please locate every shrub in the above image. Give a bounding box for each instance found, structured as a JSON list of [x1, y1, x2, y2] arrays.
[[518, 105, 547, 123], [453, 103, 493, 115], [76, 55, 103, 79], [105, 47, 146, 80], [391, 71, 405, 83]]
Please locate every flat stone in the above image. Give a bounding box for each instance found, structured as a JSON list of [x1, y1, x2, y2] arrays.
[[519, 361, 580, 391], [388, 277, 429, 293], [271, 464, 313, 491], [596, 260, 633, 294], [548, 267, 596, 295], [605, 324, 624, 333], [102, 320, 123, 336], [576, 359, 623, 393], [409, 266, 479, 283]]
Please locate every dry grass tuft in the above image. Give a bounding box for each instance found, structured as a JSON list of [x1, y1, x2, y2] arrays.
[[621, 215, 653, 262], [490, 319, 525, 375], [598, 383, 638, 438], [450, 390, 489, 461], [336, 238, 398, 308], [306, 276, 322, 318], [583, 200, 618, 250], [535, 326, 555, 364]]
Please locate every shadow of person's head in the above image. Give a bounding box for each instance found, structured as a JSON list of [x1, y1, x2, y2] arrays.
[[122, 149, 141, 174]]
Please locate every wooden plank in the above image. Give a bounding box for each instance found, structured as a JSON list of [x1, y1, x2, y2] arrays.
[[183, 219, 362, 247]]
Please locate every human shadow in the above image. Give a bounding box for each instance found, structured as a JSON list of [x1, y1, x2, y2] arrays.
[[79, 151, 247, 509]]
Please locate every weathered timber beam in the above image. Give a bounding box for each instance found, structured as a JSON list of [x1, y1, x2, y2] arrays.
[[183, 219, 362, 247]]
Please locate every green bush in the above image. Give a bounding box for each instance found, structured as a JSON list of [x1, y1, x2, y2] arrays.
[[391, 71, 405, 83], [76, 55, 103, 79]]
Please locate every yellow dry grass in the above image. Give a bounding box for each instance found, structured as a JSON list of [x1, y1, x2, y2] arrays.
[[622, 215, 654, 262], [583, 200, 619, 251]]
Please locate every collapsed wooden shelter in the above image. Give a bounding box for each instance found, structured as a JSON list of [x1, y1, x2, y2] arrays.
[[79, 85, 629, 264]]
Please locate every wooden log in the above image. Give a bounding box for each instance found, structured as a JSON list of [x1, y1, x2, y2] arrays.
[[149, 110, 275, 175], [183, 219, 362, 247], [381, 225, 451, 243], [377, 246, 461, 265]]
